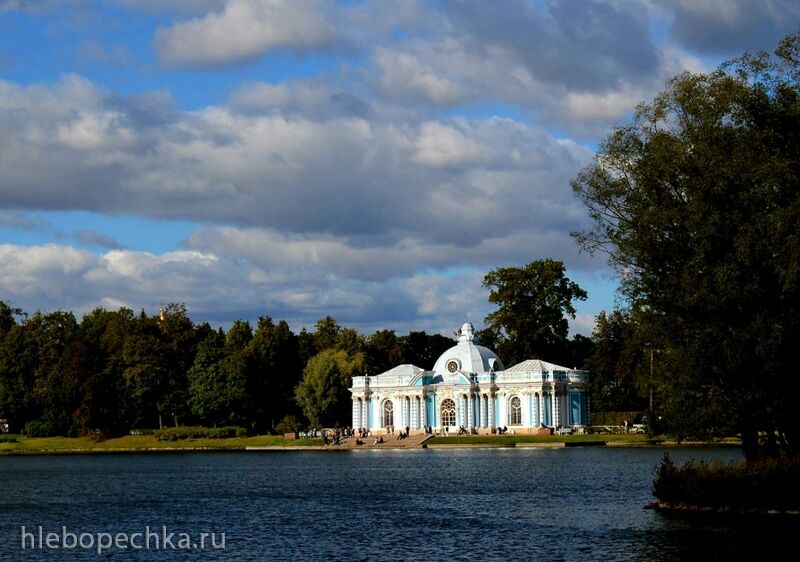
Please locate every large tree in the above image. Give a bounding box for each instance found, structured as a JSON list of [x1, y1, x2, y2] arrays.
[[572, 34, 800, 457], [583, 310, 647, 414], [247, 316, 302, 431], [295, 349, 365, 428], [482, 259, 587, 365]]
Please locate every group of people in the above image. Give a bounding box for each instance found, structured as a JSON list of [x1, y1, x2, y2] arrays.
[[322, 429, 350, 446], [352, 424, 416, 445]]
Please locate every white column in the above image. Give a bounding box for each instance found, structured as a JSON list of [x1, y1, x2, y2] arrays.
[[362, 399, 369, 430], [586, 393, 591, 426], [552, 388, 560, 427], [422, 395, 428, 427], [488, 394, 495, 429], [539, 388, 546, 425], [520, 392, 527, 427], [532, 393, 539, 427], [411, 398, 417, 429], [352, 399, 360, 429], [466, 393, 473, 430], [475, 395, 482, 428]]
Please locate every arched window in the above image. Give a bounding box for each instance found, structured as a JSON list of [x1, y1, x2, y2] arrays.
[[440, 398, 456, 427], [383, 400, 394, 428], [509, 396, 522, 426]]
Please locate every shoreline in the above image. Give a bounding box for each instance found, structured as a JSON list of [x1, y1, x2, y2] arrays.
[[647, 501, 800, 517], [0, 435, 742, 456]]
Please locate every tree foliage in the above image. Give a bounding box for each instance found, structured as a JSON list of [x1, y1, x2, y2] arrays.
[[295, 349, 365, 428], [0, 301, 463, 436], [483, 259, 588, 365], [572, 33, 800, 456], [583, 310, 647, 413]]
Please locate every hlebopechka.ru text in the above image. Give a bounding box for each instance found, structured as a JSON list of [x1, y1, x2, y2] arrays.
[[21, 525, 226, 554]]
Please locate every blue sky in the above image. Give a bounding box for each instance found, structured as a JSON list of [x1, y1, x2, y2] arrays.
[[0, 0, 796, 336]]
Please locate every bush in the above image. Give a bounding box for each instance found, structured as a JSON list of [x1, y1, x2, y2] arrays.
[[153, 426, 247, 441], [84, 430, 107, 442], [275, 415, 301, 435], [653, 453, 800, 511], [24, 420, 56, 437], [0, 435, 18, 443]]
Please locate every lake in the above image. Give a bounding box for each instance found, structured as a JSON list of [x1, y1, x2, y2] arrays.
[[0, 447, 796, 560]]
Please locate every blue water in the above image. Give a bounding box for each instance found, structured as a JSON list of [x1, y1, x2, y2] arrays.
[[0, 447, 796, 560]]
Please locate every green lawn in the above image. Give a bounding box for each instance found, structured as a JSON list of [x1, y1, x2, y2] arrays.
[[0, 434, 323, 453], [428, 433, 653, 445]]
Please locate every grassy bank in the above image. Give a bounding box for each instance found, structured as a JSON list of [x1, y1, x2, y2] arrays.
[[428, 433, 652, 446], [0, 434, 323, 454], [652, 454, 800, 513]]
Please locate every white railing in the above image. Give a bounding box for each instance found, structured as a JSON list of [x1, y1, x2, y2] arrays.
[[353, 370, 587, 388], [495, 373, 544, 383], [354, 375, 415, 387]]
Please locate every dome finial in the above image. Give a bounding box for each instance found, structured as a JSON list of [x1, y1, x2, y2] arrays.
[[458, 322, 475, 342]]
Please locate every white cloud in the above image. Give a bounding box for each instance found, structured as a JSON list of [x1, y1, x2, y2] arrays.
[[372, 47, 468, 105], [229, 81, 372, 119], [411, 121, 491, 168], [0, 242, 500, 335], [155, 0, 339, 66], [0, 76, 596, 248]]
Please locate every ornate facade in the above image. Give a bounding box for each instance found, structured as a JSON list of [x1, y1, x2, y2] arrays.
[[350, 322, 589, 434]]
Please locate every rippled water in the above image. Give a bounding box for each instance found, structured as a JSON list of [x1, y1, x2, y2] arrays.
[[1, 447, 797, 560]]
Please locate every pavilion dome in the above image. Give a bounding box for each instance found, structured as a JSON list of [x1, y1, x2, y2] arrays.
[[431, 322, 504, 375]]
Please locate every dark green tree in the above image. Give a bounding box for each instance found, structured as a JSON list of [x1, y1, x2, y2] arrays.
[[584, 310, 646, 413], [0, 301, 23, 335], [27, 311, 80, 435], [187, 329, 247, 425], [398, 331, 454, 368], [365, 329, 404, 374], [157, 303, 198, 426], [123, 312, 172, 429], [295, 348, 365, 428], [297, 327, 316, 367], [0, 308, 37, 433], [313, 316, 341, 352], [72, 308, 135, 435], [247, 317, 302, 431], [572, 34, 800, 457], [482, 259, 587, 365]]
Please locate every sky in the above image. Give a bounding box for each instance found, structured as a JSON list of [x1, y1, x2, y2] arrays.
[[0, 0, 797, 337]]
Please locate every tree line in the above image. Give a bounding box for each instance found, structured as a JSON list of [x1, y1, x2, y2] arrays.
[[0, 258, 613, 437], [0, 302, 463, 436]]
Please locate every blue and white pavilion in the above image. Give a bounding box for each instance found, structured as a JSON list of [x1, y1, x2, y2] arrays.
[[350, 322, 590, 434]]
